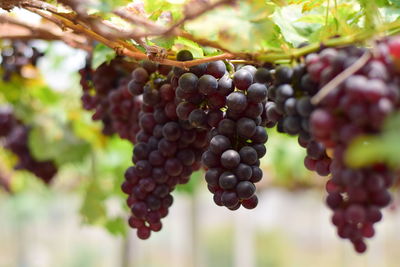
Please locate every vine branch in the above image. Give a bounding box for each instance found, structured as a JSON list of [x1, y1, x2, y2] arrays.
[[1, 0, 400, 67], [0, 14, 91, 50]]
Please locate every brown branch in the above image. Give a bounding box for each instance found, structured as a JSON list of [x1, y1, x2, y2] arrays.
[[0, 14, 91, 51], [21, 3, 238, 67], [162, 0, 236, 36], [114, 5, 239, 55]]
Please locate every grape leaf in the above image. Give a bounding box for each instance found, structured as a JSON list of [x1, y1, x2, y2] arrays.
[[346, 112, 400, 168], [105, 217, 127, 236], [185, 1, 281, 52], [174, 36, 204, 58], [29, 116, 91, 165], [271, 5, 309, 47], [92, 43, 116, 69]]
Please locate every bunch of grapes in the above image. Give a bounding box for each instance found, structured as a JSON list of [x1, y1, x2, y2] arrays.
[[0, 107, 57, 183], [305, 40, 400, 252], [170, 51, 269, 210], [0, 40, 43, 81], [262, 64, 332, 177], [79, 58, 142, 142], [122, 60, 208, 239]]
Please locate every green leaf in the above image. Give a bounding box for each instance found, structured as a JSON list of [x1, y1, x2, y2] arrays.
[[92, 44, 116, 69], [296, 15, 325, 24], [174, 36, 204, 58], [105, 217, 127, 236], [29, 85, 61, 105], [80, 178, 107, 225], [346, 112, 400, 168], [185, 1, 281, 52], [150, 36, 176, 50], [271, 5, 309, 47], [29, 115, 91, 165]]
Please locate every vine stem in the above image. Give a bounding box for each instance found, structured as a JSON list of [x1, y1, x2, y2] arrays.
[[1, 0, 400, 67], [311, 52, 371, 105], [0, 14, 90, 50]]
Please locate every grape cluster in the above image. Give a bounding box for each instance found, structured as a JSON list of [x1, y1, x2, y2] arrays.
[[0, 41, 43, 81], [263, 64, 332, 176], [306, 42, 400, 252], [121, 60, 208, 239], [0, 107, 57, 183], [79, 58, 142, 142], [202, 69, 269, 209], [170, 51, 269, 210]]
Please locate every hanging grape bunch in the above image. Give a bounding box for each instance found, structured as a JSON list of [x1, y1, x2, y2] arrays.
[[169, 51, 268, 210], [0, 41, 44, 81], [0, 107, 58, 183]]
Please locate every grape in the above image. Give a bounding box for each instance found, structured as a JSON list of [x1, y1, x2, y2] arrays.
[[128, 80, 144, 95], [189, 63, 208, 77], [275, 66, 293, 84], [205, 61, 226, 79], [198, 74, 218, 95], [254, 68, 272, 84], [188, 109, 207, 128], [237, 118, 257, 138], [131, 67, 149, 83], [226, 92, 247, 112], [221, 191, 240, 208], [218, 119, 236, 136], [205, 168, 221, 186], [179, 73, 199, 93], [276, 84, 294, 101], [245, 102, 263, 118], [164, 158, 183, 176], [242, 195, 258, 209], [176, 50, 194, 61], [202, 150, 220, 168], [221, 150, 241, 169], [218, 75, 234, 96], [239, 146, 258, 165], [233, 69, 253, 90], [162, 122, 181, 141], [219, 172, 238, 189], [176, 102, 196, 120], [210, 135, 231, 155], [247, 83, 268, 103], [236, 181, 256, 199]]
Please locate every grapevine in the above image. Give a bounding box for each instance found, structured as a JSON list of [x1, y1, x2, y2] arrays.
[[1, 0, 400, 256]]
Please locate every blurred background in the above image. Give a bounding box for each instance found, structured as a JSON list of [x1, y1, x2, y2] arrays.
[[1, 8, 400, 267]]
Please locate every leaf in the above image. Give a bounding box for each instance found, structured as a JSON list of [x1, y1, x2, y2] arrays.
[[271, 5, 309, 47], [345, 112, 400, 168], [150, 36, 176, 50], [105, 217, 127, 236], [29, 115, 91, 165], [174, 36, 204, 58], [185, 1, 281, 52], [29, 85, 61, 105], [92, 44, 116, 69], [80, 178, 107, 224], [296, 15, 325, 24]]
